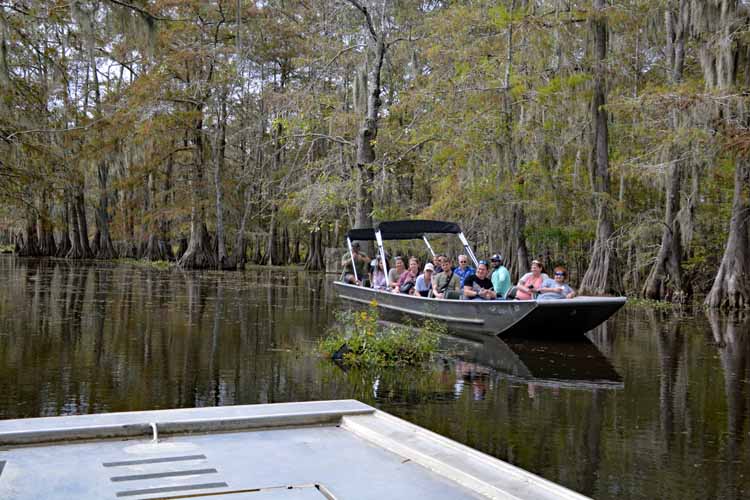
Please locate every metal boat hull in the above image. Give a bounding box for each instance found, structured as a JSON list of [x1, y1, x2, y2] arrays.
[[333, 281, 626, 337]]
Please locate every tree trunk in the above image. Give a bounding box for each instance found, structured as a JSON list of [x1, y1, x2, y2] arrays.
[[281, 226, 290, 264], [291, 230, 301, 264], [178, 114, 217, 270], [66, 194, 84, 259], [644, 1, 689, 301], [232, 188, 252, 270], [56, 199, 73, 258], [265, 206, 278, 266], [305, 229, 324, 271], [252, 233, 263, 264], [95, 163, 116, 259], [512, 203, 529, 279], [579, 0, 615, 295], [143, 234, 172, 262], [705, 158, 750, 309], [347, 2, 387, 256], [76, 191, 93, 258], [90, 228, 101, 257], [213, 98, 229, 269], [37, 200, 56, 257], [18, 214, 40, 257], [176, 238, 188, 261], [644, 156, 684, 300]]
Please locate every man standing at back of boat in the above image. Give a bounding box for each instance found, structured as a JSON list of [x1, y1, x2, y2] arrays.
[[341, 242, 370, 285]]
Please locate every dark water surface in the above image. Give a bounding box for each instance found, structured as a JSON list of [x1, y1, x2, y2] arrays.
[[0, 256, 748, 499]]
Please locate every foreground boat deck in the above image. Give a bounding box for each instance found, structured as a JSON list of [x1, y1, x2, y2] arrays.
[[0, 400, 588, 500]]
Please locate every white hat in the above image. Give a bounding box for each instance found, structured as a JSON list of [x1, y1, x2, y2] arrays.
[[424, 263, 435, 272]]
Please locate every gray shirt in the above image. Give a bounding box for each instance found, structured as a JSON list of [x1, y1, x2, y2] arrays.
[[537, 278, 574, 300]]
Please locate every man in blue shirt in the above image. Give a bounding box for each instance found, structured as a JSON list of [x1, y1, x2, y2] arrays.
[[454, 254, 475, 288]]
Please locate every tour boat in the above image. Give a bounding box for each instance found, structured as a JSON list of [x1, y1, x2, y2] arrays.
[[334, 220, 626, 338]]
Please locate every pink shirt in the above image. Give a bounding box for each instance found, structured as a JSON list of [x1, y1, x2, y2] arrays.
[[516, 274, 544, 300], [397, 270, 417, 287]]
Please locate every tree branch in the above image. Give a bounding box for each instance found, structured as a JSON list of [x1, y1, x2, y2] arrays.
[[344, 0, 379, 42], [289, 133, 355, 147], [381, 137, 436, 168], [103, 0, 186, 22]]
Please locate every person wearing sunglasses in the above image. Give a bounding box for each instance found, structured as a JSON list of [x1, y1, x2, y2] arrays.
[[463, 261, 497, 300], [537, 266, 576, 300], [454, 254, 475, 288]]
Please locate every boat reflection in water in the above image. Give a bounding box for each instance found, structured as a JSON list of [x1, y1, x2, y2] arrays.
[[442, 334, 623, 393], [361, 320, 623, 406]]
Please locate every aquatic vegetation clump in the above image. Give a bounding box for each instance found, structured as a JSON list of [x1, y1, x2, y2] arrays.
[[626, 297, 683, 311], [115, 258, 172, 271], [319, 302, 442, 367]]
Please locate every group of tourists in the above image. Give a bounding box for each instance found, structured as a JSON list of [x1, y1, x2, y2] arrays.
[[342, 243, 576, 301]]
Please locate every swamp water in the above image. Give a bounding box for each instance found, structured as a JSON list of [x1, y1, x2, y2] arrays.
[[0, 256, 748, 499]]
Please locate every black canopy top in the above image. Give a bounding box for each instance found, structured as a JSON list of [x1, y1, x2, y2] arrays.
[[346, 220, 462, 242], [345, 228, 376, 241]]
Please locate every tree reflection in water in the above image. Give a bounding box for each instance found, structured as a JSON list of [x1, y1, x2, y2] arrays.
[[708, 311, 750, 500], [1, 256, 750, 500]]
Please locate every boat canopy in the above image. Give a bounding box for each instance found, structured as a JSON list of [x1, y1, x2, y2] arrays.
[[344, 220, 478, 279], [346, 220, 461, 242]]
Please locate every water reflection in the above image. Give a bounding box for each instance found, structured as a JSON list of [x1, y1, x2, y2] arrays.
[[707, 311, 750, 500], [1, 256, 750, 500], [0, 258, 336, 417], [442, 335, 623, 391]]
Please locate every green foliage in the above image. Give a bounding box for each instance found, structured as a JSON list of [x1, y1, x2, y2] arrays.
[[115, 259, 172, 271], [626, 298, 682, 311], [318, 302, 442, 368]]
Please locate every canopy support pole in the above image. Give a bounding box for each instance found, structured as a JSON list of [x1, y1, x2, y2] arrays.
[[422, 236, 436, 257], [375, 230, 389, 281], [346, 237, 359, 283], [458, 232, 479, 268]]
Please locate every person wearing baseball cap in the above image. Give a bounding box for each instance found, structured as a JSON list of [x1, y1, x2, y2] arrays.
[[490, 253, 511, 299], [415, 262, 435, 297]]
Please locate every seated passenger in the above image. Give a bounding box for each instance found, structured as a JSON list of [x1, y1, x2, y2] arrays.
[[537, 266, 576, 300], [341, 242, 369, 285], [370, 258, 388, 290], [490, 254, 511, 299], [454, 254, 475, 287], [433, 256, 461, 299], [388, 256, 406, 288], [431, 254, 443, 275], [433, 254, 446, 275], [463, 261, 497, 300], [514, 259, 549, 300], [393, 256, 420, 294], [415, 263, 435, 297]]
